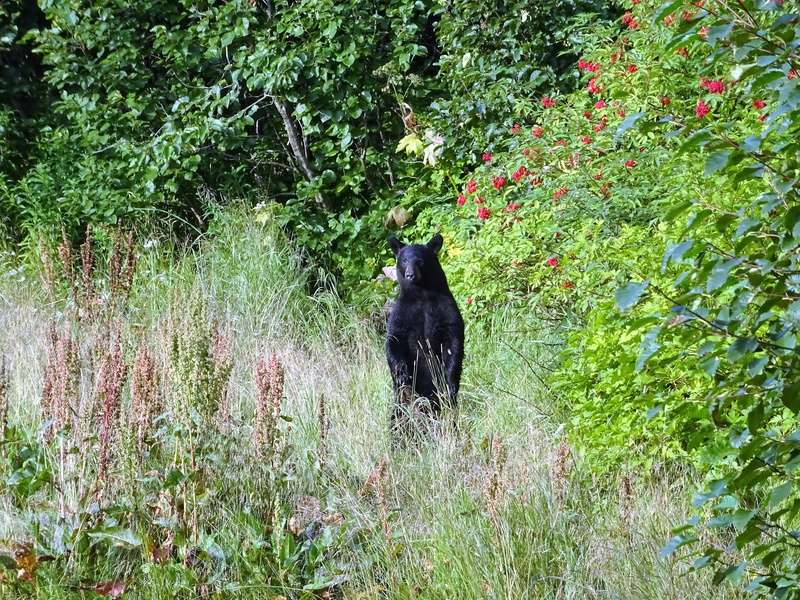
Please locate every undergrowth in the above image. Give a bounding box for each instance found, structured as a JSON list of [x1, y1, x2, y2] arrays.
[[0, 210, 738, 598]]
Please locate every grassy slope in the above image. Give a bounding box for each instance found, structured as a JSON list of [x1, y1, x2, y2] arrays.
[[0, 210, 738, 599]]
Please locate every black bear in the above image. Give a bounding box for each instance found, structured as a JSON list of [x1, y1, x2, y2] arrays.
[[385, 234, 464, 437]]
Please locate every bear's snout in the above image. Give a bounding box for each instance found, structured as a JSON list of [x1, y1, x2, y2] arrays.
[[404, 262, 422, 282]]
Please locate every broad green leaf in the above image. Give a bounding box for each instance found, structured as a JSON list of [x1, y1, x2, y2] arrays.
[[396, 133, 424, 156], [661, 239, 693, 271], [88, 528, 142, 548], [731, 509, 756, 531], [705, 150, 731, 176], [783, 384, 800, 413], [660, 534, 696, 558], [653, 0, 684, 23], [615, 280, 649, 312], [768, 482, 792, 510], [636, 326, 662, 372], [613, 112, 646, 143], [707, 257, 745, 292]]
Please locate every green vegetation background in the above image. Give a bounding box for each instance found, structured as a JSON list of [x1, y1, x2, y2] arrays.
[[1, 0, 800, 597]]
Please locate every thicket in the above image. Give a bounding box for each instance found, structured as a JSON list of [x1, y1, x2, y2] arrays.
[[0, 213, 736, 599], [397, 0, 799, 593], [3, 0, 800, 596], [0, 0, 615, 281]]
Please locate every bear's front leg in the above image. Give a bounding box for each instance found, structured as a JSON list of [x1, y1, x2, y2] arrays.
[[443, 335, 464, 409], [387, 335, 414, 440]]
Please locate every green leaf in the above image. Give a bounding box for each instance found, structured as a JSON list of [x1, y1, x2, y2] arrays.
[[636, 326, 661, 372], [714, 563, 745, 585], [661, 239, 693, 271], [784, 206, 800, 240], [734, 217, 760, 239], [707, 258, 745, 292], [164, 468, 186, 488], [747, 402, 764, 432], [705, 150, 731, 176], [653, 0, 684, 24], [768, 482, 792, 510], [613, 112, 646, 143], [221, 31, 235, 48], [660, 534, 696, 558], [615, 280, 649, 312], [396, 133, 424, 156], [88, 528, 142, 548], [742, 135, 761, 154], [693, 480, 727, 507], [782, 383, 800, 413], [727, 337, 758, 362], [664, 200, 693, 221], [679, 130, 713, 153], [706, 23, 733, 45], [731, 509, 755, 531]]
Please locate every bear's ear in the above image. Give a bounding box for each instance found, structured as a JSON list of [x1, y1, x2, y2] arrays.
[[426, 233, 443, 254], [388, 235, 405, 256]]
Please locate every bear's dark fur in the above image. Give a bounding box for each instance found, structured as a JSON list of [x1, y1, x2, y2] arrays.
[[385, 234, 464, 437]]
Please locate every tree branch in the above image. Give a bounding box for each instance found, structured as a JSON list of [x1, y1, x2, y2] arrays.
[[273, 97, 331, 210]]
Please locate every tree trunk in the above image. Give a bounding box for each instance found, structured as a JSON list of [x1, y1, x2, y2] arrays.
[[273, 97, 330, 210]]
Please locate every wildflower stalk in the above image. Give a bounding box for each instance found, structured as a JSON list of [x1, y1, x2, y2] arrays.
[[211, 325, 233, 430], [252, 352, 284, 458], [57, 229, 76, 308], [39, 239, 56, 301], [79, 225, 95, 320], [551, 439, 571, 504], [375, 458, 391, 547], [361, 457, 391, 547], [618, 473, 635, 538], [96, 330, 128, 485], [317, 393, 328, 471], [0, 356, 8, 443], [131, 342, 158, 457], [41, 325, 80, 440], [109, 229, 137, 311], [484, 434, 507, 523]]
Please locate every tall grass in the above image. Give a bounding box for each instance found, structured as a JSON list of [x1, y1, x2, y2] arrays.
[[0, 208, 739, 598]]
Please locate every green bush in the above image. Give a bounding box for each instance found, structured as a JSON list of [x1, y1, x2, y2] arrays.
[[0, 0, 618, 288], [382, 0, 800, 591]]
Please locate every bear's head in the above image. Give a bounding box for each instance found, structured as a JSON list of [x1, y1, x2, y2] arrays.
[[388, 234, 448, 291]]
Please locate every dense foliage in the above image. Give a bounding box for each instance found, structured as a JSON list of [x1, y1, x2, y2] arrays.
[[0, 0, 614, 279], [3, 0, 800, 596], [397, 0, 800, 594]]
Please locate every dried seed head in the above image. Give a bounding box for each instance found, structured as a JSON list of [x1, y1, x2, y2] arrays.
[[0, 356, 9, 438], [41, 326, 80, 439], [169, 296, 233, 425], [131, 341, 158, 455], [268, 353, 284, 415], [317, 394, 328, 469], [551, 439, 572, 503], [57, 231, 75, 305], [79, 225, 95, 317], [618, 473, 636, 530], [252, 352, 284, 454], [361, 456, 387, 498], [108, 230, 123, 296], [109, 229, 137, 307], [96, 330, 128, 482], [41, 325, 56, 426], [361, 457, 391, 544], [39, 240, 56, 300], [211, 325, 233, 428], [121, 230, 137, 297], [484, 434, 507, 520], [288, 495, 323, 536]]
